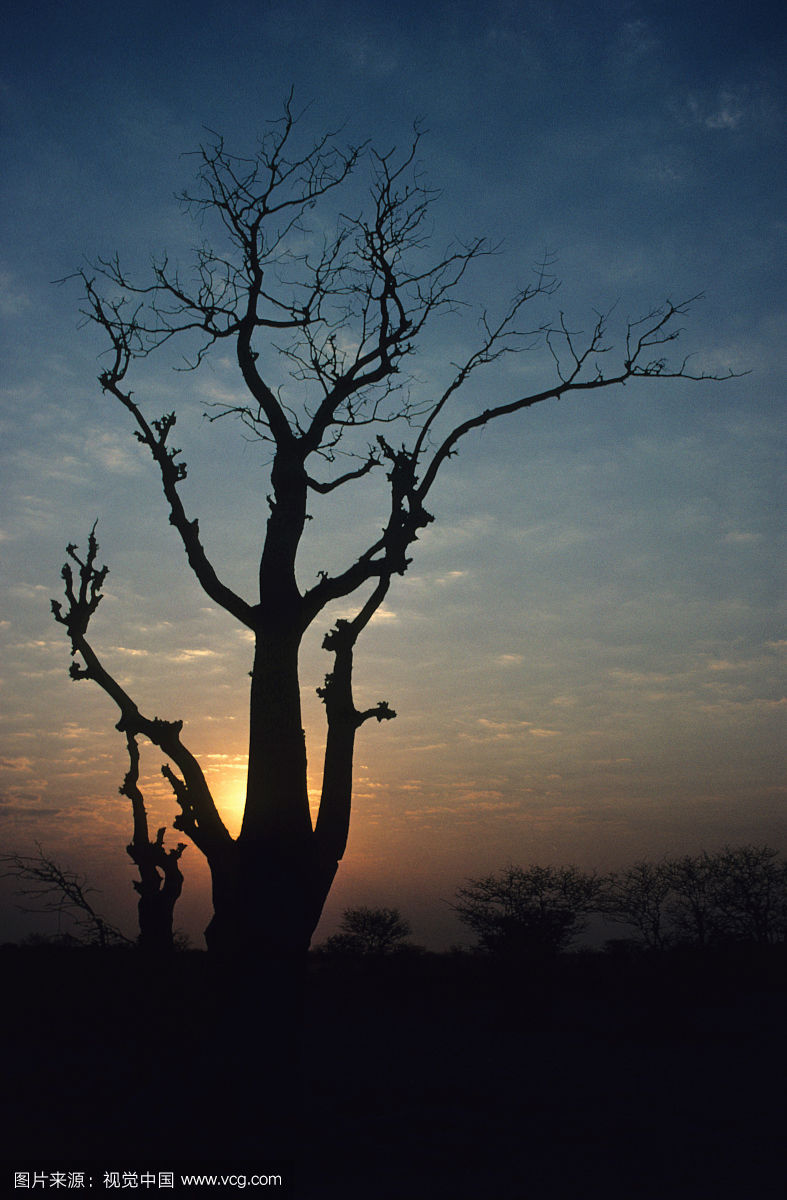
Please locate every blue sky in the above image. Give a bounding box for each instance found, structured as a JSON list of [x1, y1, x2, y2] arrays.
[[1, 0, 784, 947]]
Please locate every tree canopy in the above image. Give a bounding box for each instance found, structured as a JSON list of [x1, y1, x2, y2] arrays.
[[454, 864, 602, 958]]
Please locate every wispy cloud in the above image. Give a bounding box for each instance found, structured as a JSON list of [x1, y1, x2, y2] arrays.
[[614, 18, 659, 67], [0, 268, 31, 316], [340, 34, 398, 77], [168, 648, 220, 663], [370, 606, 398, 624], [684, 90, 746, 131], [723, 531, 764, 545], [0, 756, 33, 772]]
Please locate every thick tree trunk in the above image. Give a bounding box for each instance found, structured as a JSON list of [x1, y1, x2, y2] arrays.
[[197, 841, 313, 1159], [204, 838, 337, 957], [241, 629, 312, 843], [136, 888, 180, 954], [201, 437, 369, 954], [206, 620, 339, 955]]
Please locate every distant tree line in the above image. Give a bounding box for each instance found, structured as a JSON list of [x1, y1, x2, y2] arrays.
[[3, 843, 785, 957], [316, 846, 787, 961], [451, 846, 787, 958], [601, 845, 787, 952]]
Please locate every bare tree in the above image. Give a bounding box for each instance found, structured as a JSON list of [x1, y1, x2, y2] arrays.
[[710, 844, 787, 945], [453, 864, 602, 958], [0, 844, 132, 947], [602, 860, 673, 951], [665, 852, 725, 949], [654, 847, 787, 949], [602, 847, 787, 950], [56, 97, 736, 959]]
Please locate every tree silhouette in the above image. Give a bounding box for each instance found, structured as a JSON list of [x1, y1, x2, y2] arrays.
[[603, 846, 787, 950], [453, 864, 601, 959], [320, 905, 413, 955], [0, 844, 132, 948], [665, 852, 725, 949], [601, 859, 673, 951], [670, 846, 787, 947], [56, 96, 736, 959]]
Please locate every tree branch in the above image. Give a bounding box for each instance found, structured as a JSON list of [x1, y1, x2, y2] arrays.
[[314, 577, 396, 862], [306, 449, 381, 493], [0, 844, 132, 947], [84, 332, 258, 628], [416, 295, 743, 502], [51, 529, 232, 857]]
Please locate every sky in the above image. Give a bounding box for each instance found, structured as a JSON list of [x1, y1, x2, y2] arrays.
[[1, 0, 784, 949]]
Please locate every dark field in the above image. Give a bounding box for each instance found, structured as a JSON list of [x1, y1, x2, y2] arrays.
[[2, 945, 784, 1198]]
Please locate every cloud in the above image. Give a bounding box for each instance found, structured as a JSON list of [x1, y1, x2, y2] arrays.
[[699, 696, 786, 716], [0, 269, 32, 316], [203, 753, 247, 770], [614, 18, 659, 66], [0, 803, 62, 818], [588, 757, 633, 766], [341, 34, 398, 77], [685, 91, 745, 131], [168, 648, 220, 663], [370, 606, 398, 624], [435, 571, 467, 586], [0, 757, 33, 772], [53, 723, 105, 742], [723, 531, 764, 545], [91, 432, 146, 476], [608, 668, 672, 687], [477, 718, 532, 731], [463, 718, 534, 744]]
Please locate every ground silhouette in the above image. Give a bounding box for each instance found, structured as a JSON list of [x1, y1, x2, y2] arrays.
[[3, 941, 783, 1197]]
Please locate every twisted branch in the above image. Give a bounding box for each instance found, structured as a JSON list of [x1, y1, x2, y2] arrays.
[[52, 529, 232, 859]]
